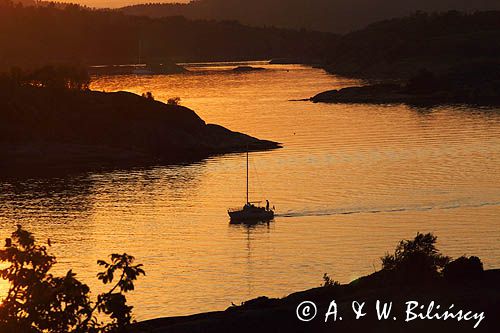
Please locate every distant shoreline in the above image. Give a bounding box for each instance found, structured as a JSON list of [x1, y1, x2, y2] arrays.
[[310, 83, 500, 106]]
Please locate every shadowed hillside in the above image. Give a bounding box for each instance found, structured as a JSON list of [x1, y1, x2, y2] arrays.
[[121, 0, 500, 33], [308, 11, 500, 106], [323, 11, 500, 79], [0, 0, 337, 68]]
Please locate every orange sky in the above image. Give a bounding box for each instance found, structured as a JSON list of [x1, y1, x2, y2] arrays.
[[72, 0, 189, 8]]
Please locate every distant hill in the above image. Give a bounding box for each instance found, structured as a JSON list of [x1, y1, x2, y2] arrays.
[[0, 1, 337, 68], [121, 0, 500, 33], [14, 0, 36, 5], [323, 11, 500, 79]]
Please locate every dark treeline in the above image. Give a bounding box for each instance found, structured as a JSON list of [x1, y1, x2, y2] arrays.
[[0, 0, 337, 69], [323, 11, 500, 79], [121, 0, 500, 34], [1, 64, 90, 90]]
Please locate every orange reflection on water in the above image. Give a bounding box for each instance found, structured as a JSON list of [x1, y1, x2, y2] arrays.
[[0, 63, 499, 320]]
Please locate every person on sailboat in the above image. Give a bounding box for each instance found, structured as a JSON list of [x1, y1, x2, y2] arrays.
[[266, 200, 270, 211]]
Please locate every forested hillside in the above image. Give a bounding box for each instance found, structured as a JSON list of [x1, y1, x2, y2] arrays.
[[324, 11, 500, 78], [0, 0, 337, 68], [121, 0, 500, 33]]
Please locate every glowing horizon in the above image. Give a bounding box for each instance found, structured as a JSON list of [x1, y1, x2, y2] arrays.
[[45, 0, 190, 9]]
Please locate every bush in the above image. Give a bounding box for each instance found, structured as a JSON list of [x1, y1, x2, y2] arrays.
[[167, 97, 181, 105], [142, 91, 155, 100], [322, 273, 340, 288], [443, 256, 484, 282], [0, 225, 145, 333], [381, 232, 450, 283]]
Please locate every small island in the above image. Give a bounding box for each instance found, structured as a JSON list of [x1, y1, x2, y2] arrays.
[[232, 66, 266, 73]]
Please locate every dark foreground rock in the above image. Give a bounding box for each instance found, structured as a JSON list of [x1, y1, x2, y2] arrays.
[[0, 87, 279, 175], [132, 269, 500, 333]]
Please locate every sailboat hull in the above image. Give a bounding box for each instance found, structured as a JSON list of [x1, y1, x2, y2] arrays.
[[228, 207, 274, 222]]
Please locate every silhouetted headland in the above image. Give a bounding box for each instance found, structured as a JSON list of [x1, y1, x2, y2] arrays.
[[0, 67, 280, 176], [311, 64, 500, 106], [132, 270, 499, 333]]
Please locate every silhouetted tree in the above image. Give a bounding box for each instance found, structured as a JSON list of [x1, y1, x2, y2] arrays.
[[443, 256, 484, 282], [0, 225, 145, 333], [142, 91, 155, 100], [27, 65, 90, 91], [322, 273, 340, 288], [167, 97, 181, 105], [381, 232, 450, 283]]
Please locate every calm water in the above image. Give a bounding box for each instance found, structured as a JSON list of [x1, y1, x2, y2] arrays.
[[1, 62, 499, 320]]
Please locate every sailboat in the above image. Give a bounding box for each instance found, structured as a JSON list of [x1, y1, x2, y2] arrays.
[[228, 150, 275, 222], [132, 40, 153, 75]]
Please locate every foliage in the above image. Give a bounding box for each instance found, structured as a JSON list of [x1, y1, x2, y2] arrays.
[[322, 273, 340, 288], [0, 225, 145, 333], [0, 65, 90, 91], [167, 97, 181, 106], [142, 92, 155, 100], [381, 232, 450, 283], [121, 0, 500, 34], [443, 256, 484, 282]]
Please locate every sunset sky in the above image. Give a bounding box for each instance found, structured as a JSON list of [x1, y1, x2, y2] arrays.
[[74, 0, 189, 8]]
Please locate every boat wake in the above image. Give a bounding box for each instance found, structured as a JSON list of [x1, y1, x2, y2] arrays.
[[275, 200, 500, 218]]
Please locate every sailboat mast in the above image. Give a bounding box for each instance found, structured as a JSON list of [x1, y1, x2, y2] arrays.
[[138, 40, 142, 65], [246, 150, 249, 204]]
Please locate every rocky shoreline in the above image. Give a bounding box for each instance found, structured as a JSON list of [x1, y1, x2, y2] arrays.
[[311, 83, 500, 106], [0, 88, 279, 176], [132, 268, 500, 333], [309, 71, 500, 106], [311, 64, 500, 107]]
